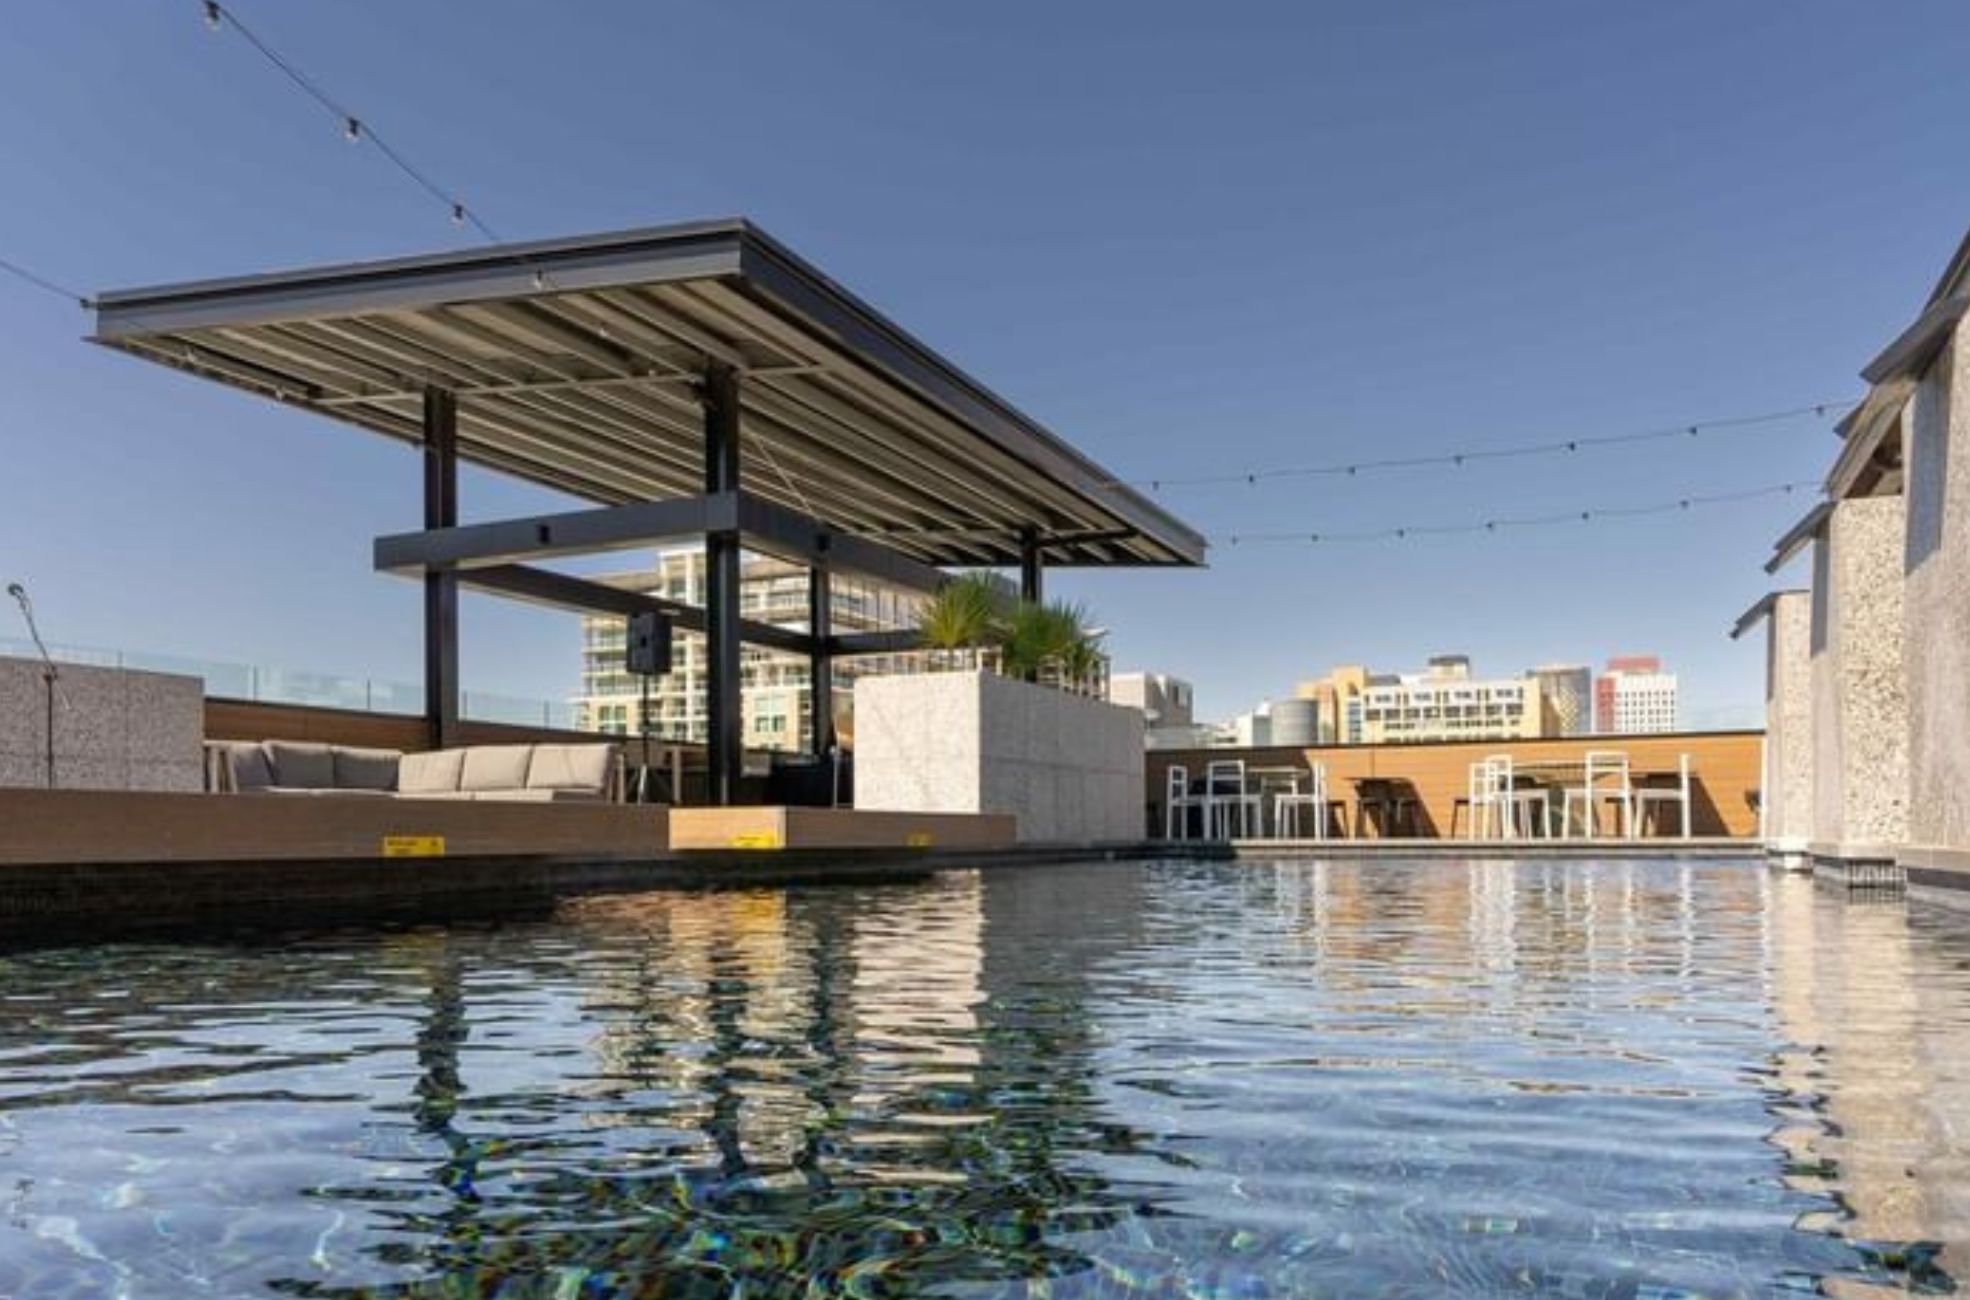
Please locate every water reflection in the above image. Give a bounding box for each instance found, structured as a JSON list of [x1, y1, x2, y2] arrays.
[[0, 861, 1968, 1295]]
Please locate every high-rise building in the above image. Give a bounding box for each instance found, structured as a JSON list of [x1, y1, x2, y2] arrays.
[[574, 549, 923, 752], [1527, 664, 1593, 736], [1595, 656, 1679, 734]]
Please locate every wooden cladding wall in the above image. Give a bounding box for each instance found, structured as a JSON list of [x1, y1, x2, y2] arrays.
[[1146, 732, 1764, 839], [203, 698, 658, 753]]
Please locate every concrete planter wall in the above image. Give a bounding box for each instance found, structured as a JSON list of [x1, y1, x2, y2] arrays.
[[0, 655, 203, 792], [853, 670, 1144, 844]]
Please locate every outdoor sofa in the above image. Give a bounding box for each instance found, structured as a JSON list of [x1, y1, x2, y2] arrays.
[[205, 740, 624, 802]]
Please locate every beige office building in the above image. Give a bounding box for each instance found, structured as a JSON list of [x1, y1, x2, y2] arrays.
[[1302, 656, 1550, 745]]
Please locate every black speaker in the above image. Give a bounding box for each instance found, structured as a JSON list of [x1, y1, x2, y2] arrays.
[[626, 612, 672, 676]]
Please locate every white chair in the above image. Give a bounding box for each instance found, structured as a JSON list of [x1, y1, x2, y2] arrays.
[[1482, 755, 1549, 839], [1164, 763, 1205, 840], [1633, 754, 1693, 839], [1452, 760, 1491, 838], [1560, 751, 1634, 839], [1273, 764, 1328, 839], [1202, 759, 1261, 839]]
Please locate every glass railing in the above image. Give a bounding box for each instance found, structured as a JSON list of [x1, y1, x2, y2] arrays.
[[0, 638, 577, 730]]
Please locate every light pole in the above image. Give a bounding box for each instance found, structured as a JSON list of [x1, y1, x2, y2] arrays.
[[6, 582, 67, 790]]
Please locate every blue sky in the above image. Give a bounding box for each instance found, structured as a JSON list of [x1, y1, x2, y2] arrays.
[[2, 1, 1965, 723]]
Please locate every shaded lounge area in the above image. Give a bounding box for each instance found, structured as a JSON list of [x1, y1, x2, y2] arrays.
[[90, 218, 1206, 808]]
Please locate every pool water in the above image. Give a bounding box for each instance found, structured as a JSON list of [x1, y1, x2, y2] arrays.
[[2, 859, 1968, 1297]]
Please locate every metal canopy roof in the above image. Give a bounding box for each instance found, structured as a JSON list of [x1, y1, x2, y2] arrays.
[[91, 218, 1205, 570]]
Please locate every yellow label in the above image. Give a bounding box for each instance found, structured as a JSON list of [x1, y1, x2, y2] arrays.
[[729, 830, 784, 850], [382, 835, 446, 858], [905, 832, 934, 848]]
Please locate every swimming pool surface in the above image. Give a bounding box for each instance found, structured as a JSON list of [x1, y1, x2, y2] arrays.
[[2, 858, 1966, 1297]]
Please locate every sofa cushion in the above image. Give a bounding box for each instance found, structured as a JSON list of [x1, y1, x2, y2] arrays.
[[459, 745, 535, 793], [477, 787, 601, 802], [525, 743, 617, 793], [219, 742, 274, 792], [398, 748, 466, 794], [333, 746, 401, 791], [265, 741, 335, 789]]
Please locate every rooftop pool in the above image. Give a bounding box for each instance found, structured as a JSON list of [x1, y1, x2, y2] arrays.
[[2, 858, 1966, 1297]]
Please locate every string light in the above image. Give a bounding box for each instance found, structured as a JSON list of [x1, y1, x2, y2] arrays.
[[1111, 401, 1858, 492], [1211, 480, 1814, 547], [198, 2, 503, 245], [0, 256, 91, 310]]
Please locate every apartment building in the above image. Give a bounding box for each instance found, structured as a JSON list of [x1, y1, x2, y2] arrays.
[[1527, 664, 1593, 736], [1108, 672, 1194, 727], [1353, 655, 1550, 744], [574, 550, 922, 752], [1594, 656, 1679, 735]]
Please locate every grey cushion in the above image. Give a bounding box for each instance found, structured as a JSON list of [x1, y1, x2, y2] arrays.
[[265, 741, 335, 789], [398, 749, 466, 794], [220, 742, 274, 792], [394, 789, 478, 801], [333, 746, 401, 791], [525, 743, 618, 793], [459, 745, 534, 793]]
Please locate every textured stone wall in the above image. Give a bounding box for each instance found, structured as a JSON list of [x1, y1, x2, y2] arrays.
[[0, 656, 203, 792], [1764, 591, 1815, 845], [1809, 496, 1909, 849], [1904, 325, 1970, 852], [855, 671, 1145, 843]]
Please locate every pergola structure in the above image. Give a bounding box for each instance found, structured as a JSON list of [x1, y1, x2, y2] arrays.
[[91, 219, 1205, 803]]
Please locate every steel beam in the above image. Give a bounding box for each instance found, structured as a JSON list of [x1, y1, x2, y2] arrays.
[[1019, 526, 1043, 605], [375, 495, 731, 574], [703, 363, 744, 805], [455, 565, 812, 656], [829, 629, 921, 657], [734, 493, 945, 593], [809, 565, 834, 757], [422, 388, 460, 749], [373, 489, 943, 592]]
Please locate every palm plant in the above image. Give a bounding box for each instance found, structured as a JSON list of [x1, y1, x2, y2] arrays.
[[916, 572, 1012, 666], [1000, 599, 1089, 682]]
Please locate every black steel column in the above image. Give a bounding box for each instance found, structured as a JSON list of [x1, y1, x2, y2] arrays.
[[808, 562, 834, 758], [422, 388, 459, 749], [1018, 526, 1044, 605], [702, 364, 744, 805]]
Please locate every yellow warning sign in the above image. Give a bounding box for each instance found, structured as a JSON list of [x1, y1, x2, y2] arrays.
[[729, 830, 784, 850], [382, 835, 447, 858], [905, 832, 934, 848]]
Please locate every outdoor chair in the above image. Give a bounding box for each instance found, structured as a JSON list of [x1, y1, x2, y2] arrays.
[[1202, 759, 1261, 839], [1273, 764, 1329, 839], [1633, 753, 1694, 838], [1559, 751, 1634, 839], [1165, 763, 1205, 840]]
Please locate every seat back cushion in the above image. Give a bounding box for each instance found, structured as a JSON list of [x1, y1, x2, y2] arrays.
[[398, 748, 467, 795], [222, 742, 274, 792], [332, 746, 401, 791], [265, 741, 335, 789], [525, 743, 618, 793], [459, 744, 536, 793]]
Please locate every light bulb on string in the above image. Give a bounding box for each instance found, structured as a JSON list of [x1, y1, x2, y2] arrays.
[[203, 1, 221, 30]]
